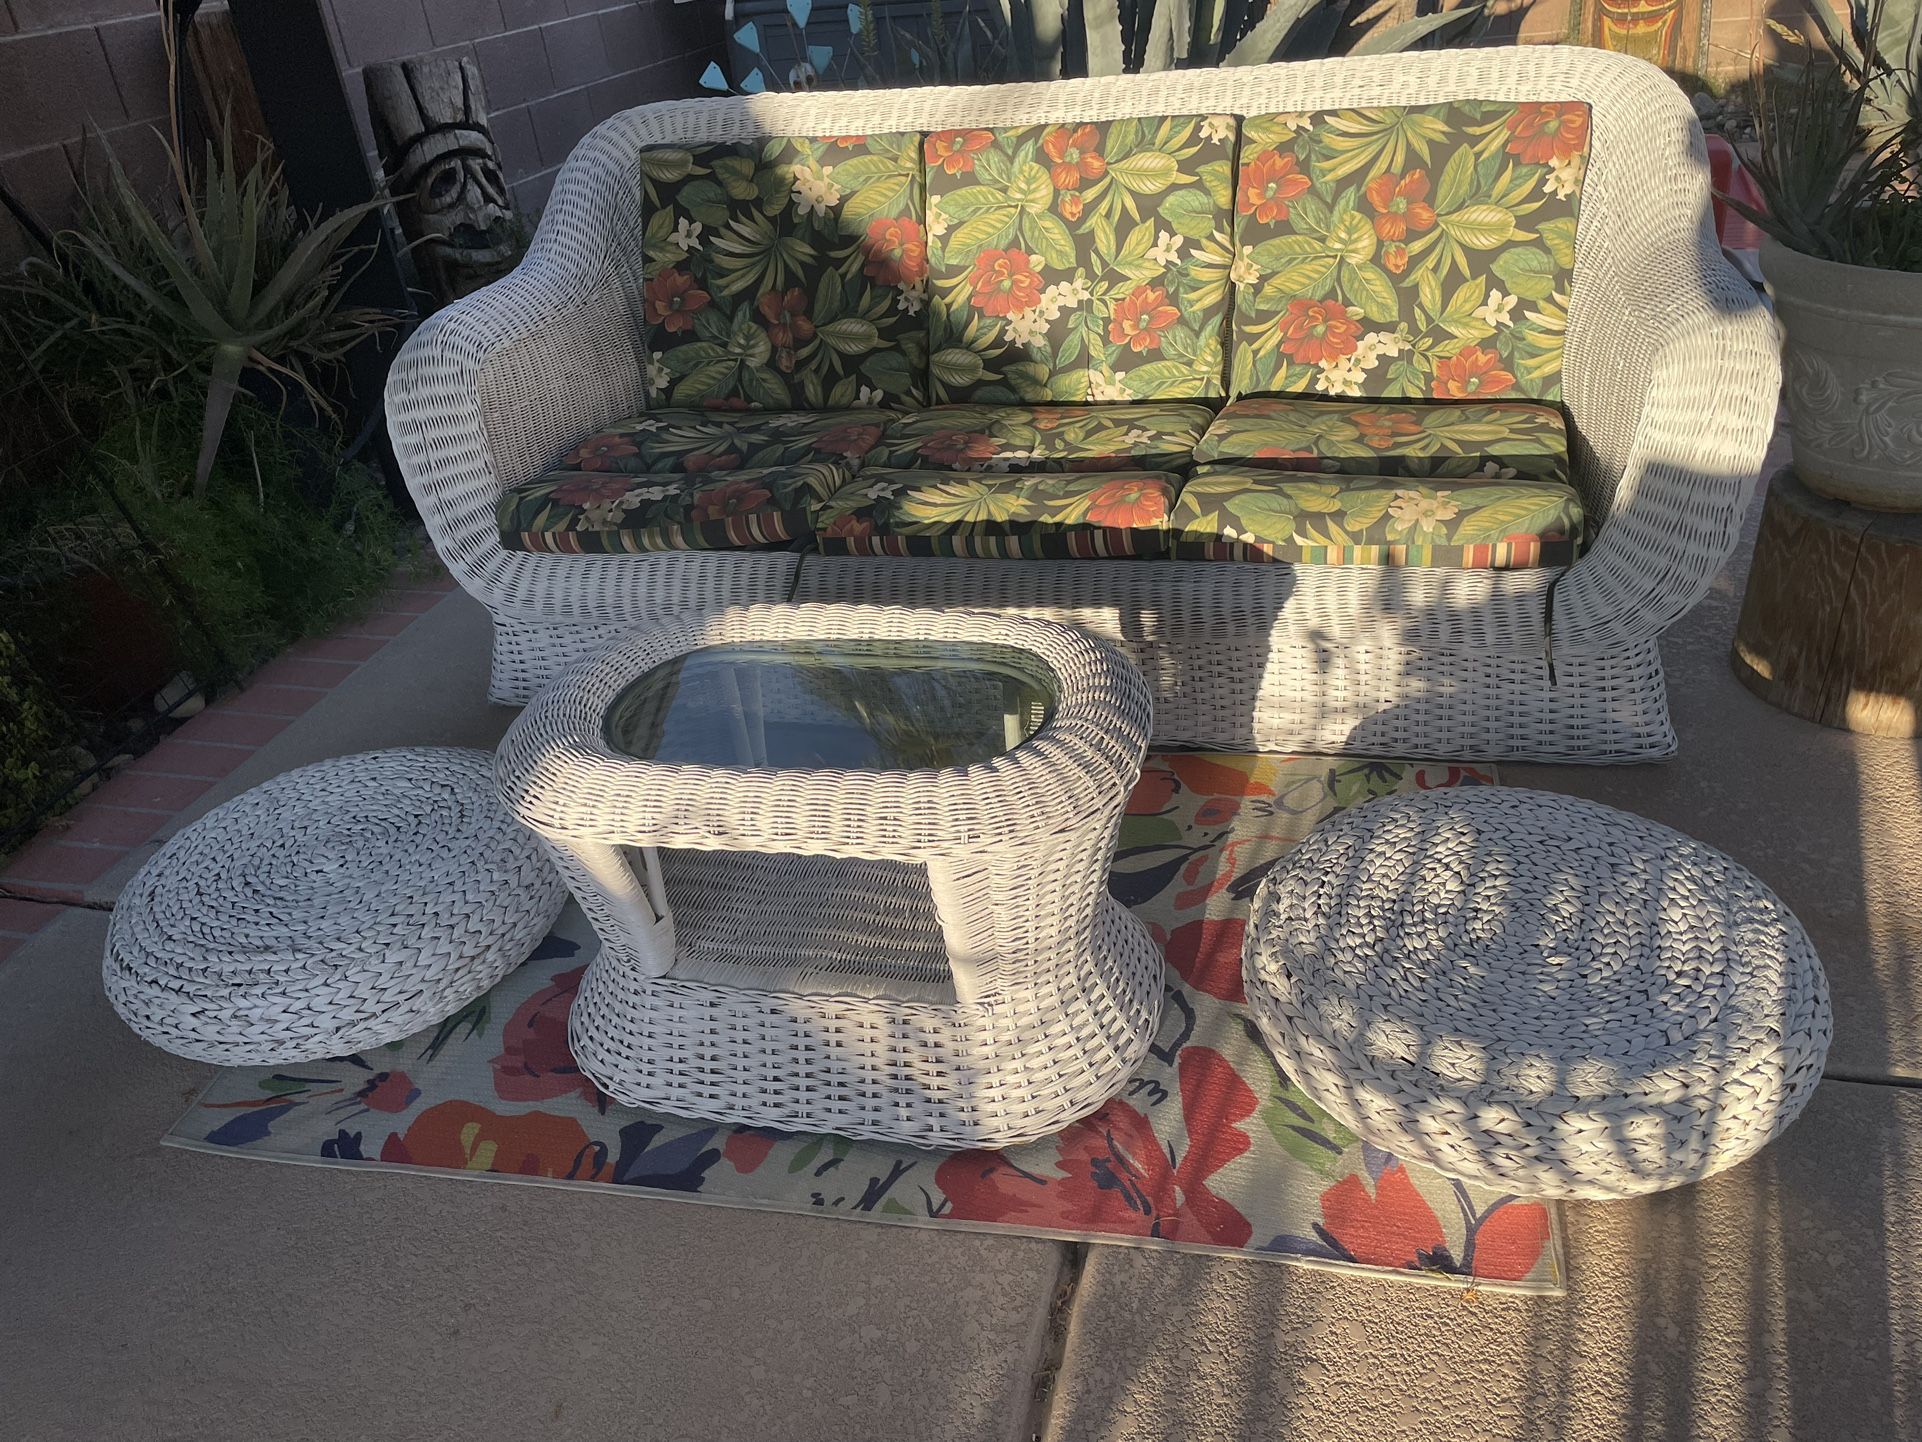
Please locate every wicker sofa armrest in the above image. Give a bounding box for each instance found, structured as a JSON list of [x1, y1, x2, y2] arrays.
[[386, 122, 665, 622], [1552, 105, 1780, 658]]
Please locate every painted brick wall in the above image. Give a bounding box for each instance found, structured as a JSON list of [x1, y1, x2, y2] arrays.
[[320, 0, 725, 216], [0, 0, 176, 266]]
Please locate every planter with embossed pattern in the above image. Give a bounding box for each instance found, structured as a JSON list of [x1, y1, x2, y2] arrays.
[[1763, 237, 1922, 513]]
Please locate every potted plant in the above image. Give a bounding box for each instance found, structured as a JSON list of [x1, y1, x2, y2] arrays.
[[1733, 0, 1922, 511]]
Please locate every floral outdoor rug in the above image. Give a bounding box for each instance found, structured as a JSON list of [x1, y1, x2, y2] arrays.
[[164, 754, 1565, 1295]]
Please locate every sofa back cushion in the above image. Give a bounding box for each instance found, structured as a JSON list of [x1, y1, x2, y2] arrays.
[[924, 115, 1238, 405], [638, 134, 929, 409], [1228, 102, 1589, 403]]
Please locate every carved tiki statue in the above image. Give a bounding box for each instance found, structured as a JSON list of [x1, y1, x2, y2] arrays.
[[365, 56, 519, 304]]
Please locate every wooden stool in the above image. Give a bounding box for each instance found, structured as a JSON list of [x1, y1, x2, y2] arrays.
[[1732, 468, 1922, 737]]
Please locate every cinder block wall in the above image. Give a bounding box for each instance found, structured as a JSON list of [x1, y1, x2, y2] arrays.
[[323, 0, 725, 216], [0, 0, 175, 266]]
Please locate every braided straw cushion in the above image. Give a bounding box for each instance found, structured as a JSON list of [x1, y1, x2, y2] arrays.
[[104, 748, 567, 1066], [1242, 787, 1831, 1199]]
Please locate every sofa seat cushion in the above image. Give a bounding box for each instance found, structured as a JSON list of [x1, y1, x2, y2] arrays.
[[1193, 397, 1569, 484], [559, 409, 891, 475], [1229, 102, 1589, 402], [500, 463, 845, 554], [638, 134, 928, 408], [1173, 465, 1582, 568], [924, 115, 1238, 404], [862, 403, 1214, 474], [814, 469, 1177, 558]]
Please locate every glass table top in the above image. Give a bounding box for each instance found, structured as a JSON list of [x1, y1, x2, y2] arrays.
[[604, 638, 1057, 771]]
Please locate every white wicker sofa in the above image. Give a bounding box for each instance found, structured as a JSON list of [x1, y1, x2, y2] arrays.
[[387, 47, 1776, 762]]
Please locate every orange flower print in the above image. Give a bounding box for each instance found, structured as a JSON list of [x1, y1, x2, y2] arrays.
[[1365, 170, 1437, 242], [1060, 193, 1084, 222], [1504, 103, 1590, 166], [550, 474, 640, 508], [643, 267, 710, 333], [822, 512, 875, 541], [916, 429, 1001, 466], [380, 1100, 611, 1181], [826, 134, 866, 148], [562, 433, 640, 471], [809, 423, 885, 459], [968, 249, 1044, 317], [690, 478, 772, 521], [1353, 409, 1424, 449], [1278, 298, 1362, 365], [1237, 150, 1310, 224], [680, 451, 742, 473], [1383, 243, 1409, 275], [756, 287, 815, 372], [1317, 1161, 1550, 1281], [1108, 284, 1180, 352], [860, 216, 928, 287], [925, 129, 994, 175], [1042, 124, 1107, 189], [1431, 346, 1516, 398], [1084, 477, 1169, 528]]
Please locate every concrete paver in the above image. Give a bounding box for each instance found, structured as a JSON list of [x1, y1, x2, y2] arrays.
[[0, 906, 1066, 1442], [1041, 1080, 1922, 1442]]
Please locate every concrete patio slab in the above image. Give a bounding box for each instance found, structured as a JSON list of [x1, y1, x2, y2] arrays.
[[1508, 493, 1922, 1083], [1040, 1078, 1922, 1442], [0, 904, 1066, 1442]]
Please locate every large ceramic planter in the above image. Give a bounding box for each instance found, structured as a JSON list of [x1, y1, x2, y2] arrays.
[[1763, 238, 1922, 513]]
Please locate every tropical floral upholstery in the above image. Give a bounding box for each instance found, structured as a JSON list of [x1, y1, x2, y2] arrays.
[[1192, 396, 1569, 484], [813, 469, 1178, 558], [556, 408, 891, 475], [1172, 465, 1582, 569], [1228, 102, 1588, 402], [639, 135, 928, 408], [923, 116, 1237, 404], [861, 403, 1214, 474], [500, 463, 845, 554]]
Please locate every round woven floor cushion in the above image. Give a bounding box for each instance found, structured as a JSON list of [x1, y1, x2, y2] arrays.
[[104, 747, 566, 1065], [1243, 787, 1832, 1200]]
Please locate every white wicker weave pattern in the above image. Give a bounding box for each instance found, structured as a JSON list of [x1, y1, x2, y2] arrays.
[[1242, 787, 1832, 1199], [385, 48, 1778, 754], [103, 749, 567, 1065], [495, 603, 1165, 1148]]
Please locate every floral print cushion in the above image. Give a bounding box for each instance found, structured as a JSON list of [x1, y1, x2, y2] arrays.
[[500, 463, 846, 554], [1192, 396, 1569, 484], [923, 116, 1238, 404], [558, 408, 891, 475], [639, 135, 928, 409], [814, 469, 1178, 559], [1173, 464, 1582, 569], [1228, 102, 1588, 402], [862, 403, 1214, 474]]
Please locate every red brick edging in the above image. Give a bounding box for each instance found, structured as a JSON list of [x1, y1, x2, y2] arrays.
[[0, 574, 458, 928]]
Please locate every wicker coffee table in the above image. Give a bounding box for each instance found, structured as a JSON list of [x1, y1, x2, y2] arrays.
[[495, 603, 1162, 1148], [1243, 787, 1832, 1199]]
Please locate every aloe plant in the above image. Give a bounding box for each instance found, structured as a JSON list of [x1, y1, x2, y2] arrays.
[[7, 3, 391, 498], [1732, 0, 1922, 270]]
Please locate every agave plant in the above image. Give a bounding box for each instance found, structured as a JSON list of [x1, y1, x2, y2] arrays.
[[1733, 0, 1922, 271], [726, 0, 1486, 93], [7, 3, 392, 498], [1069, 0, 1489, 75]]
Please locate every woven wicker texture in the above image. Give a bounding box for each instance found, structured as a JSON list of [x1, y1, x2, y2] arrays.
[[386, 48, 1778, 754], [1242, 787, 1831, 1199], [104, 749, 567, 1065], [496, 603, 1164, 1148]]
